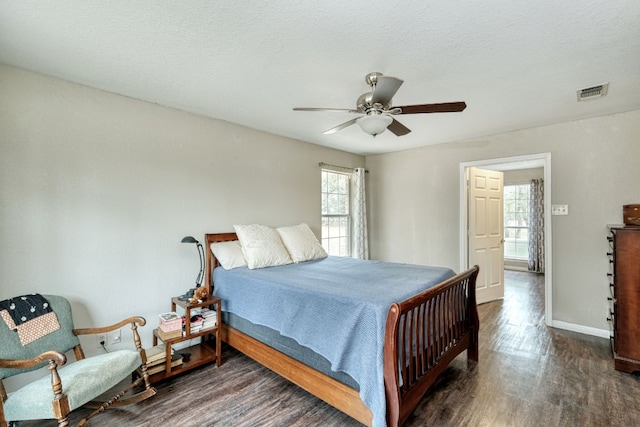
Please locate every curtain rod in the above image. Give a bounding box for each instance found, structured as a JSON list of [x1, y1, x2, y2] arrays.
[[319, 162, 369, 173]]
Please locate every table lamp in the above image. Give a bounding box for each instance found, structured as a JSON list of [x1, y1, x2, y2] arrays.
[[179, 236, 205, 301]]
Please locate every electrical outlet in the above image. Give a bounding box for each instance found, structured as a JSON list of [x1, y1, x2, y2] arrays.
[[97, 333, 106, 348], [551, 204, 569, 215], [111, 329, 121, 344]]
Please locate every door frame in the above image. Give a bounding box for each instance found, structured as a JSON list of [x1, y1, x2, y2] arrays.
[[459, 152, 552, 327]]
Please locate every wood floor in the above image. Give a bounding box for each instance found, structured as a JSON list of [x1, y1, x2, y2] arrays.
[[18, 271, 640, 426]]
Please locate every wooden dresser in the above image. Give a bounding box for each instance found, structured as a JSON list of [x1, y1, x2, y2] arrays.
[[607, 225, 640, 373]]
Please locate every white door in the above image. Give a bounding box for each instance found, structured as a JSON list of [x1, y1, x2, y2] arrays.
[[468, 167, 504, 304]]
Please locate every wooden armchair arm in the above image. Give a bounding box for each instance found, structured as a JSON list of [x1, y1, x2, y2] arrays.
[[0, 350, 67, 370], [0, 351, 71, 418], [73, 316, 146, 336], [73, 317, 147, 362]]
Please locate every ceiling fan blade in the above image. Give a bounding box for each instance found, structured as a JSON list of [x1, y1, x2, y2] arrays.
[[394, 101, 467, 114], [323, 118, 358, 134], [293, 107, 360, 113], [387, 118, 411, 136], [371, 76, 404, 105]]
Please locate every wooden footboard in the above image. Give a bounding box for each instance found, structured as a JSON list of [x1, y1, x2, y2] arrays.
[[383, 265, 479, 427], [205, 233, 479, 427]]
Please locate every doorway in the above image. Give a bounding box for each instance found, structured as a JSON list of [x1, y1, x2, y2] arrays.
[[459, 153, 552, 327]]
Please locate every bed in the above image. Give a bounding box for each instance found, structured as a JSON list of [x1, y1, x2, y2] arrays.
[[204, 230, 479, 427]]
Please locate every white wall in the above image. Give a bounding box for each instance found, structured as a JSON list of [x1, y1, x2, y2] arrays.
[[366, 109, 640, 333], [0, 65, 363, 370], [503, 168, 544, 185]]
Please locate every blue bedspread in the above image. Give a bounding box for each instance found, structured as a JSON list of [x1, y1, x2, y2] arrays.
[[214, 256, 455, 427]]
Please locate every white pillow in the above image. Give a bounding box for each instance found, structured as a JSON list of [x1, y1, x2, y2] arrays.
[[233, 224, 292, 269], [210, 241, 247, 270], [277, 223, 328, 263]]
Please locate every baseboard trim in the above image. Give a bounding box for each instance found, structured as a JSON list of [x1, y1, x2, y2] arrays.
[[504, 266, 530, 272], [551, 320, 610, 339]]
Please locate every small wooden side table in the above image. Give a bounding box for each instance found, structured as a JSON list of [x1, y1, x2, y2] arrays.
[[148, 296, 221, 383]]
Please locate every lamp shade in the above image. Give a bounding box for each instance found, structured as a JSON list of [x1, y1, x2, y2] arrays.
[[356, 114, 393, 136]]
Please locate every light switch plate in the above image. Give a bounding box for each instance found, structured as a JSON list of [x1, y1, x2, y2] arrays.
[[552, 204, 569, 215]]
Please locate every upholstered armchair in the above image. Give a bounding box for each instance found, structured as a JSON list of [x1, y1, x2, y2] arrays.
[[0, 294, 156, 426]]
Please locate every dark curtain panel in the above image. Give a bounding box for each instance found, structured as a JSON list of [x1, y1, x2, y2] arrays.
[[528, 179, 545, 273]]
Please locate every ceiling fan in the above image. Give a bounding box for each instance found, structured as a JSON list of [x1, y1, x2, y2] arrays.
[[293, 72, 466, 137]]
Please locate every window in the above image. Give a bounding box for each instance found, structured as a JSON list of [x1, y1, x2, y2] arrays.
[[321, 170, 350, 256], [504, 184, 530, 259]]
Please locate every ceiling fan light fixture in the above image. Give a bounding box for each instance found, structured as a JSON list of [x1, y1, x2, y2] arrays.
[[293, 72, 466, 137], [356, 114, 393, 136]]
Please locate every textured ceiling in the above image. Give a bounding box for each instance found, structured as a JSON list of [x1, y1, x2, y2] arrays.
[[1, 1, 639, 155]]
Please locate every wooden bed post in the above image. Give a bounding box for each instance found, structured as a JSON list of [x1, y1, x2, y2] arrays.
[[204, 235, 214, 296], [467, 265, 480, 362], [204, 232, 237, 297], [383, 303, 402, 427]]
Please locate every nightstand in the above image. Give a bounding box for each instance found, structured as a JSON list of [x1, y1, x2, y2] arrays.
[[149, 296, 221, 383]]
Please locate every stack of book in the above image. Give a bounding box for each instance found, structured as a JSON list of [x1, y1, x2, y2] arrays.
[[144, 344, 183, 375], [200, 307, 218, 331], [188, 307, 218, 333], [158, 311, 182, 340], [188, 314, 204, 334]]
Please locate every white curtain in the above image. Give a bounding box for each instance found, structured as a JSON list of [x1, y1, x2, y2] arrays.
[[351, 168, 369, 259]]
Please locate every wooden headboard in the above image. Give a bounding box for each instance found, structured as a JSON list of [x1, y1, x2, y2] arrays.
[[204, 232, 238, 295]]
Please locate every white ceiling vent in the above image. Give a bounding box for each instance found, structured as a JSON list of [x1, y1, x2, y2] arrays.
[[577, 83, 609, 101]]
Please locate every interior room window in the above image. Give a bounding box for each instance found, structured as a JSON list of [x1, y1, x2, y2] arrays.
[[504, 184, 530, 259], [321, 170, 351, 256]]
